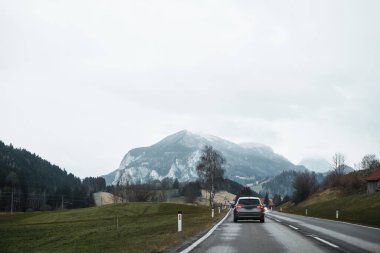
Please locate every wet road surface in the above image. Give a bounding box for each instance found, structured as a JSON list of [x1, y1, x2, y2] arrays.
[[267, 211, 380, 253], [187, 211, 380, 253]]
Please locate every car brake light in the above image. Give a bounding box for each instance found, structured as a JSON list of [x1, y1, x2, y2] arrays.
[[256, 205, 263, 209], [235, 204, 243, 209]]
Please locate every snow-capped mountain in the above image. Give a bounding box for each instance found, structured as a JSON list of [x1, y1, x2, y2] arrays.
[[105, 130, 306, 185]]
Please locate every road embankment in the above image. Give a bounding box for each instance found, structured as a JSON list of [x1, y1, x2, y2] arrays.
[[279, 191, 380, 228]]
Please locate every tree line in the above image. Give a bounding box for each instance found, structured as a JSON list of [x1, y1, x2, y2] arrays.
[[106, 178, 180, 203], [0, 142, 238, 211], [292, 153, 380, 204], [0, 141, 106, 212]]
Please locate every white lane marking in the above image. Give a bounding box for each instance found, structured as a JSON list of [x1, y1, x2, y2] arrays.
[[311, 216, 380, 231], [179, 209, 231, 253], [274, 219, 281, 223], [269, 212, 380, 252], [270, 212, 380, 252], [299, 221, 380, 252], [272, 211, 380, 231], [288, 225, 299, 230], [313, 237, 339, 248]]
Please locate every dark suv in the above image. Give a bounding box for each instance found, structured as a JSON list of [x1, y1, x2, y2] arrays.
[[233, 197, 265, 223]]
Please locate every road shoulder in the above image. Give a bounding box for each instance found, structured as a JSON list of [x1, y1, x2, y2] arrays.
[[165, 209, 231, 253]]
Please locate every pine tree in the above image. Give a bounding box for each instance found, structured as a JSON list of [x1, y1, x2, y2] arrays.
[[173, 178, 179, 189], [264, 192, 270, 206]]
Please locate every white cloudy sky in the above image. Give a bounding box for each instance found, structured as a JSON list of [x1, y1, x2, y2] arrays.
[[1, 0, 379, 178]]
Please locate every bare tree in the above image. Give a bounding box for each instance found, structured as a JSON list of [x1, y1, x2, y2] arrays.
[[182, 182, 201, 203], [196, 145, 225, 208], [360, 154, 380, 171], [292, 171, 318, 204], [130, 184, 154, 202], [161, 177, 174, 190], [331, 153, 346, 175]]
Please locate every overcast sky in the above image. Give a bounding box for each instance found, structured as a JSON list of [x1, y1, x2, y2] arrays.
[[1, 0, 379, 178]]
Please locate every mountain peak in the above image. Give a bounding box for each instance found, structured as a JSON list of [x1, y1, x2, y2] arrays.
[[165, 129, 191, 139], [177, 129, 190, 135], [106, 130, 304, 185], [154, 129, 203, 149]]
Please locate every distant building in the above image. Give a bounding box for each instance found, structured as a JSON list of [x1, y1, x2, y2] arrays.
[[366, 167, 380, 193]]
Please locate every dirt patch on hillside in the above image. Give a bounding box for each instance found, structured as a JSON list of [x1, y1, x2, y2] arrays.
[[298, 188, 342, 207], [92, 192, 122, 206], [199, 190, 236, 206]]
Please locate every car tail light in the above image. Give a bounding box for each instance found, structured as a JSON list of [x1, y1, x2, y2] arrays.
[[256, 205, 263, 209], [235, 204, 243, 209]]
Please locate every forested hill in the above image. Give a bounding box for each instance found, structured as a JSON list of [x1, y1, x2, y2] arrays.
[[261, 170, 325, 198], [0, 141, 105, 212]]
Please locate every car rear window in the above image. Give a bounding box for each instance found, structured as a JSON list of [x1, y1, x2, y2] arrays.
[[238, 199, 261, 205]]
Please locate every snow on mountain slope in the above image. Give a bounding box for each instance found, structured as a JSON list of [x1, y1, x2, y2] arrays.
[[106, 130, 306, 185]]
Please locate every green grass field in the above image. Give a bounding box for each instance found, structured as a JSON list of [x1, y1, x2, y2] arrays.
[[279, 191, 380, 227], [0, 203, 227, 253]]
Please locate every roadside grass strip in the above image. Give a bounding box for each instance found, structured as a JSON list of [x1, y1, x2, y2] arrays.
[[279, 192, 380, 228], [0, 203, 228, 253]]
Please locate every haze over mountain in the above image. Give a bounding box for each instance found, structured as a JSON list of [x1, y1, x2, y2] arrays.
[[105, 130, 306, 185], [298, 157, 331, 173], [299, 157, 355, 174]]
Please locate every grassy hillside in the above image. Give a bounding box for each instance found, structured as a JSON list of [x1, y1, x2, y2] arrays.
[[0, 202, 227, 253], [279, 190, 380, 227]]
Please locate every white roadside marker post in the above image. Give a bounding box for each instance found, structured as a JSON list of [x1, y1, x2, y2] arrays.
[[178, 211, 182, 232], [218, 207, 221, 214], [211, 208, 214, 218], [280, 207, 282, 212], [336, 210, 339, 219], [305, 209, 308, 216]]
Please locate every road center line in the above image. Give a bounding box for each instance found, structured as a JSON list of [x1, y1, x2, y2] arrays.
[[288, 225, 299, 230], [313, 237, 339, 248]]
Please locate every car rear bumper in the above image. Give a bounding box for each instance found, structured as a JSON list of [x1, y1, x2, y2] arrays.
[[234, 211, 264, 219]]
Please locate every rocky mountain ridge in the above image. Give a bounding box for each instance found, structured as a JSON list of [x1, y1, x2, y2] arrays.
[[105, 130, 307, 185]]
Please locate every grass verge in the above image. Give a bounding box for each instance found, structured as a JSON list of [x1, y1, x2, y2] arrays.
[[0, 202, 227, 253], [278, 191, 380, 228]]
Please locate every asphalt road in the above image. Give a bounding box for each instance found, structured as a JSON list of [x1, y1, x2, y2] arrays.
[[187, 210, 380, 253]]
